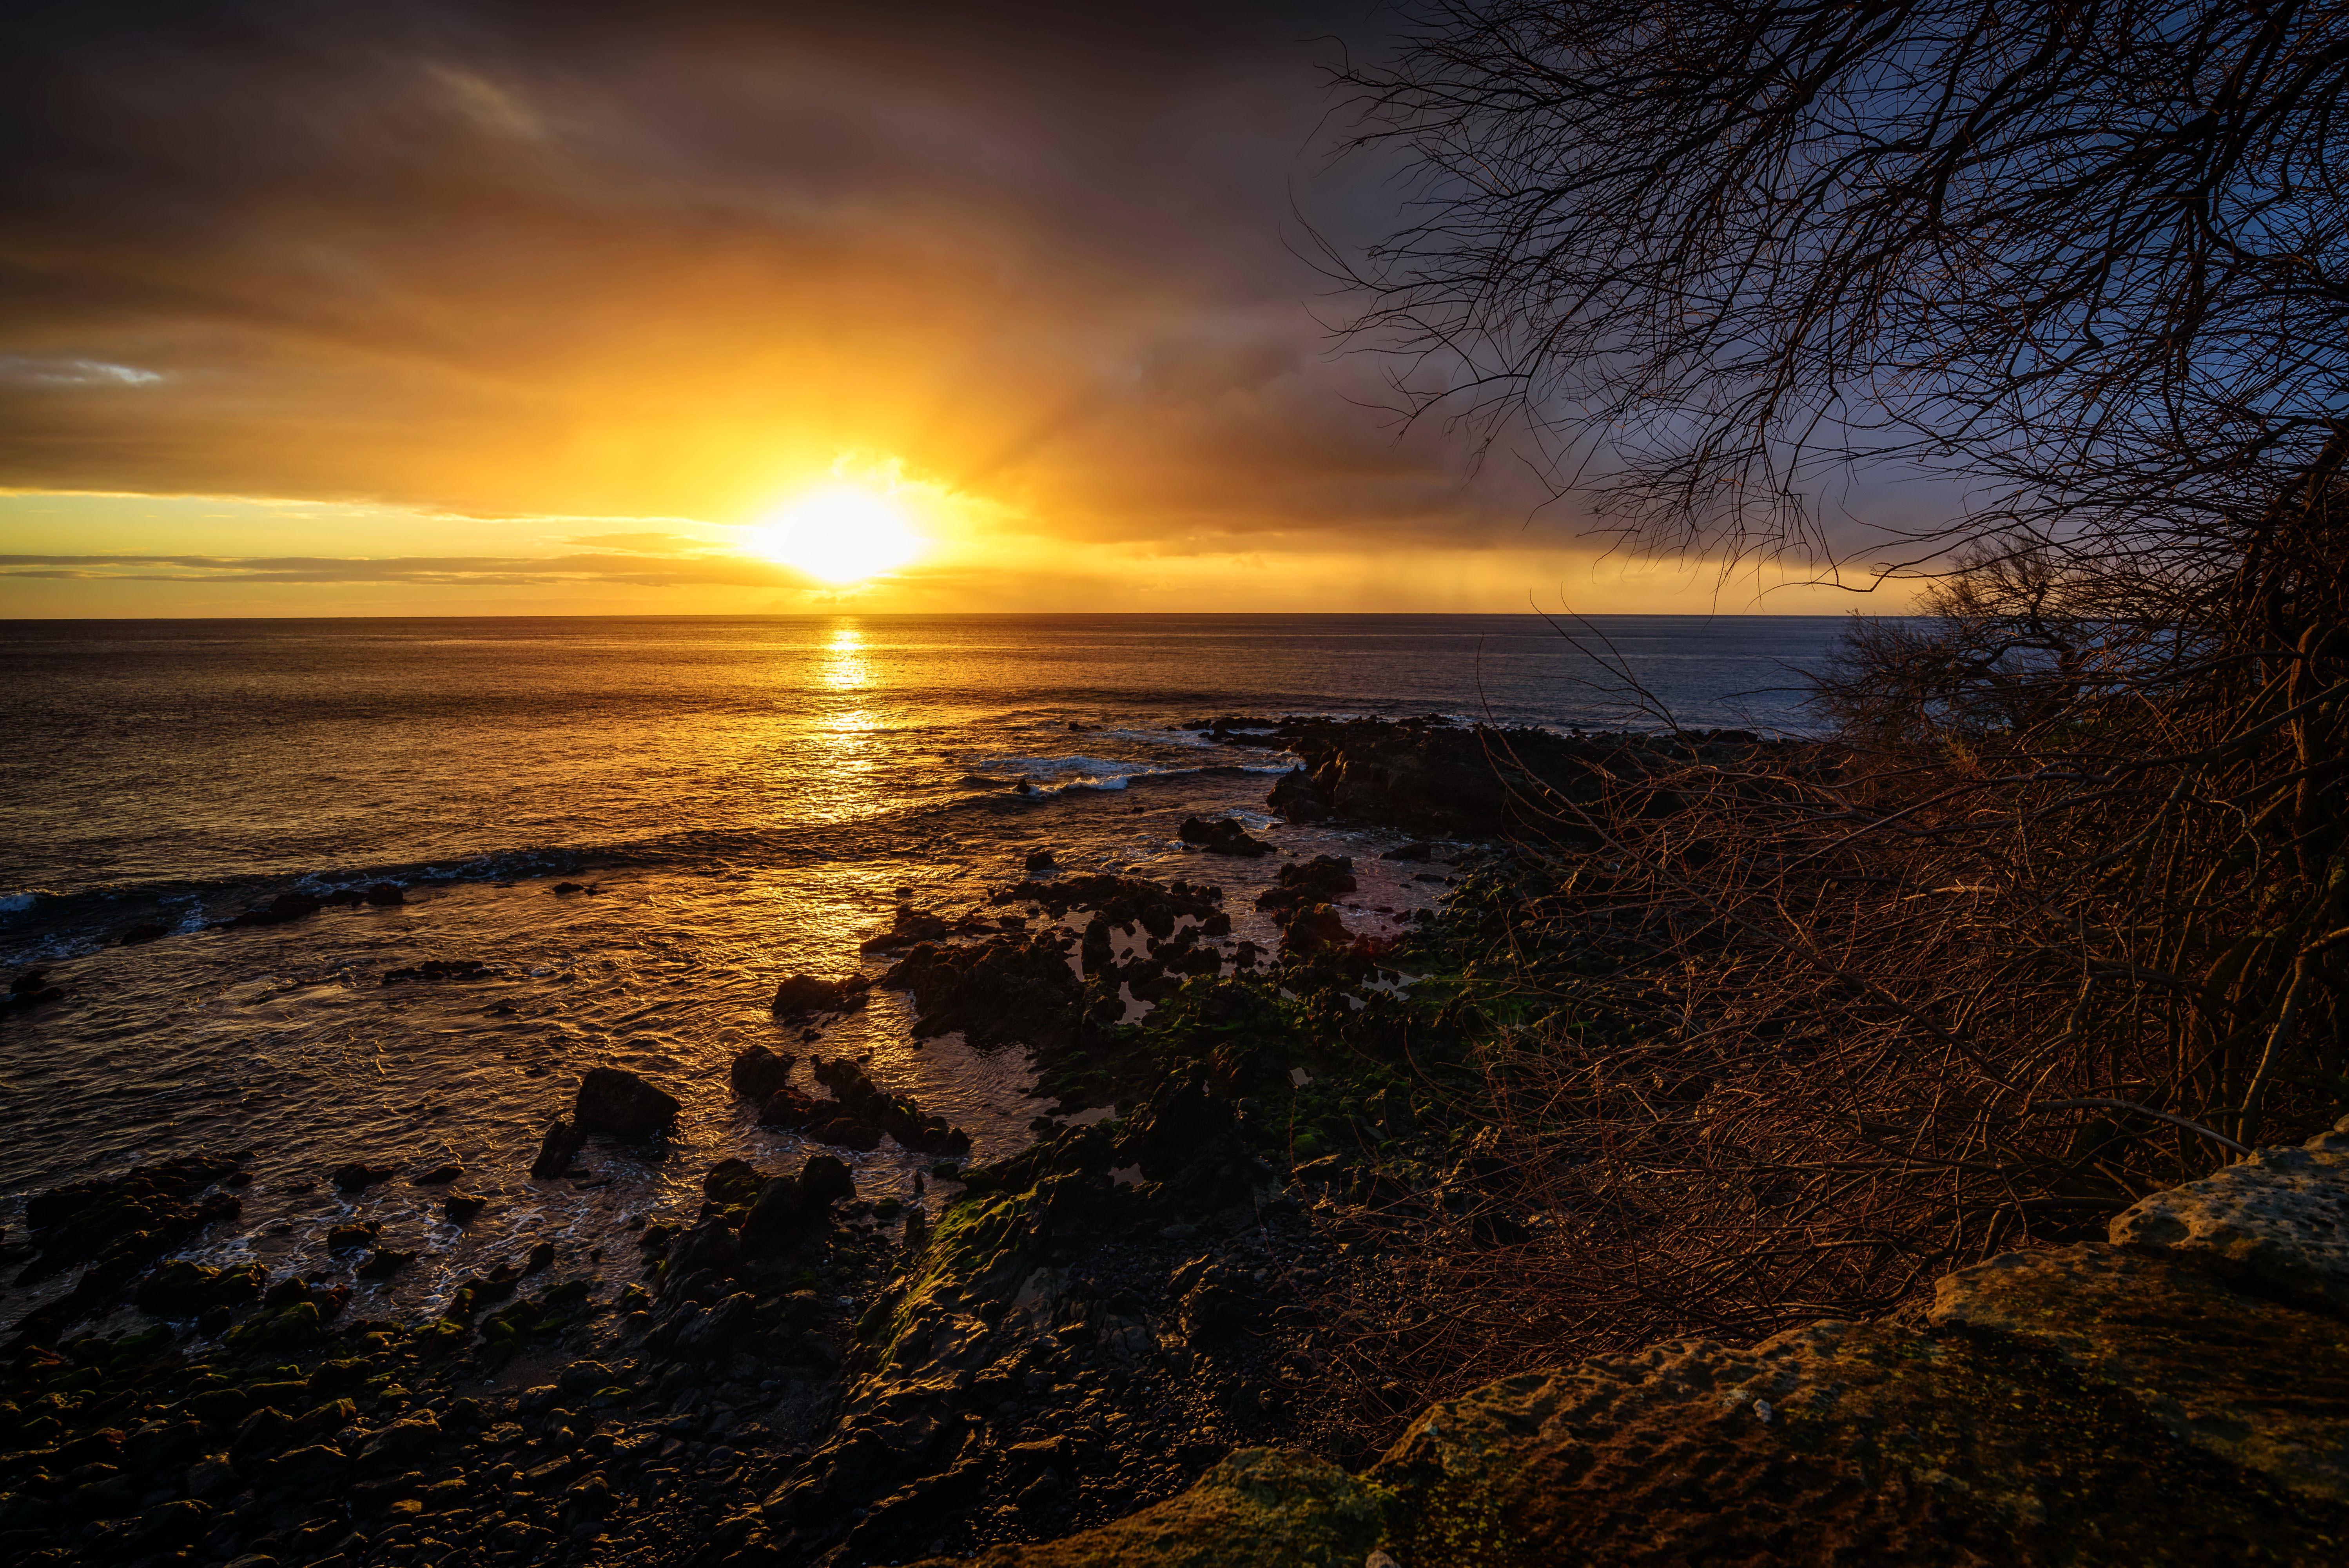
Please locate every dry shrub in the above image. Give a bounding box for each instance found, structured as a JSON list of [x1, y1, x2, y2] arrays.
[[1317, 475, 2349, 1442]]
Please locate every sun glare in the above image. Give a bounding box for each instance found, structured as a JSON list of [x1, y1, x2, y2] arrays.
[[746, 487, 922, 583]]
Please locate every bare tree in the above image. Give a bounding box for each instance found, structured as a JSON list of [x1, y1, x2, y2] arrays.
[[1313, 2, 2349, 1427], [1337, 0, 2349, 574]]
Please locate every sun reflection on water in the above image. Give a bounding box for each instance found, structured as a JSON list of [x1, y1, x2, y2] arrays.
[[821, 624, 867, 691], [789, 621, 900, 822]]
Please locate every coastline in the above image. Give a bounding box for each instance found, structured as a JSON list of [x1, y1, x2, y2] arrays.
[[0, 715, 1591, 1564]]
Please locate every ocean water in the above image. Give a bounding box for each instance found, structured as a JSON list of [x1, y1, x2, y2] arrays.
[[0, 613, 1854, 1332]]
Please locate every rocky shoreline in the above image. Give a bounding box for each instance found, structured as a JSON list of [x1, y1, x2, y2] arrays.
[[14, 714, 2326, 1567], [0, 718, 1557, 1567]]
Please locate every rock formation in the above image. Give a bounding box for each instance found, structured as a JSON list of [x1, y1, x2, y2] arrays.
[[915, 1117, 2349, 1565]]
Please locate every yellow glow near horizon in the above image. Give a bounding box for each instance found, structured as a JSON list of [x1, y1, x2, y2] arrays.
[[743, 486, 922, 583]]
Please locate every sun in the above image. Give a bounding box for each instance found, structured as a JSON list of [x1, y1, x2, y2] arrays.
[[744, 486, 922, 583]]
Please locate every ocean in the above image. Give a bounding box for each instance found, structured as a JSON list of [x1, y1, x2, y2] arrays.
[[0, 613, 1854, 1332]]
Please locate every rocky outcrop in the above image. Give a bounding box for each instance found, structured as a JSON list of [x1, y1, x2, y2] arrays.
[[1261, 716, 1792, 839], [918, 1117, 2349, 1565], [1177, 817, 1273, 857], [730, 1044, 796, 1102], [769, 972, 872, 1018], [573, 1067, 681, 1138], [2107, 1126, 2349, 1311], [530, 1116, 585, 1178]]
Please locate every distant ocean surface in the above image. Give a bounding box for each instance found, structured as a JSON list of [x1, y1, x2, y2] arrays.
[[0, 613, 1856, 1332]]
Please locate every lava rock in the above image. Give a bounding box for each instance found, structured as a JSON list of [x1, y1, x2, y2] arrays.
[[809, 1056, 972, 1156], [1256, 856, 1357, 915], [730, 1044, 797, 1101], [134, 1259, 268, 1316], [330, 1162, 395, 1191], [7, 969, 63, 1006], [739, 1155, 857, 1257], [1279, 904, 1354, 958], [771, 972, 874, 1018], [1178, 816, 1275, 857], [881, 933, 1086, 1050], [758, 1085, 822, 1129], [573, 1067, 681, 1137], [444, 1191, 489, 1223], [858, 905, 956, 954], [327, 1220, 382, 1252], [531, 1117, 586, 1179]]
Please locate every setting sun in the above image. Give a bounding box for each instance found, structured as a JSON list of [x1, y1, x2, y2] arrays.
[[743, 487, 922, 583]]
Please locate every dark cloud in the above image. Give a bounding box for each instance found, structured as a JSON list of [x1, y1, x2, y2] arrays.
[[0, 1, 1518, 546]]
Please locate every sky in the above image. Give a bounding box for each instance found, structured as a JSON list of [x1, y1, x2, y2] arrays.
[[0, 0, 1915, 618]]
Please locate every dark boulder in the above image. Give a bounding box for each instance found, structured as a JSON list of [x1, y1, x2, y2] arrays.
[[1256, 856, 1356, 915], [14, 1151, 243, 1292], [573, 1066, 680, 1137], [444, 1191, 488, 1223], [134, 1260, 267, 1317], [809, 1056, 973, 1156], [1115, 1083, 1268, 1215], [881, 933, 1085, 1050], [1025, 848, 1058, 872], [730, 1044, 796, 1101], [702, 1157, 766, 1213], [662, 1221, 742, 1284], [739, 1155, 856, 1258], [668, 1291, 759, 1359], [119, 922, 170, 946], [1279, 905, 1354, 958], [1260, 715, 1753, 837], [1178, 816, 1274, 857], [1266, 767, 1330, 823], [771, 972, 874, 1018], [330, 1162, 394, 1191], [364, 881, 408, 905], [412, 1162, 462, 1184], [758, 1086, 822, 1129], [7, 969, 63, 1006], [530, 1117, 585, 1179], [355, 1247, 414, 1279], [327, 1220, 381, 1252], [807, 1115, 884, 1152], [859, 905, 956, 954]]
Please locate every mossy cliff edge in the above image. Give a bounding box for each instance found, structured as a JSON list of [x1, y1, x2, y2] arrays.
[[926, 1118, 2349, 1566]]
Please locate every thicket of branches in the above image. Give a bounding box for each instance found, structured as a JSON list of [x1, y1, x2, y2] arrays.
[[1321, 0, 2349, 1409]]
